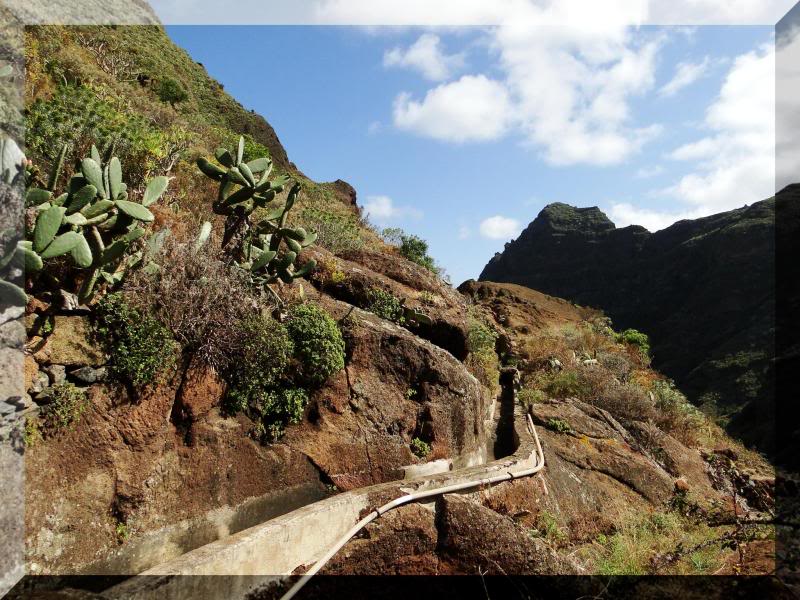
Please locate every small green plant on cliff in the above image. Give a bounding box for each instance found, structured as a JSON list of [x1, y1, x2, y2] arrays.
[[366, 287, 405, 323], [518, 387, 546, 408], [95, 293, 178, 387], [418, 291, 437, 306], [530, 510, 566, 543], [467, 315, 498, 355], [465, 312, 500, 397], [23, 418, 42, 447], [40, 383, 88, 434], [616, 328, 650, 361], [286, 303, 345, 387], [410, 437, 431, 459], [226, 314, 294, 414], [546, 418, 572, 434], [252, 387, 309, 442], [382, 228, 440, 275], [115, 521, 130, 544]]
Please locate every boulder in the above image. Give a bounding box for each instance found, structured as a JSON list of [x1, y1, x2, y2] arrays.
[[43, 364, 66, 386], [300, 246, 470, 360], [322, 503, 439, 575], [39, 316, 106, 367], [283, 299, 487, 490], [529, 399, 674, 505], [29, 371, 49, 395], [68, 366, 107, 385], [436, 494, 577, 574]]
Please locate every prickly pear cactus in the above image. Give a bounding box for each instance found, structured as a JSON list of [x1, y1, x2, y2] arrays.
[[197, 136, 317, 287], [22, 144, 169, 303]]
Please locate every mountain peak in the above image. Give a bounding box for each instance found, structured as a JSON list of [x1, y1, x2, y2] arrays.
[[534, 202, 616, 234]]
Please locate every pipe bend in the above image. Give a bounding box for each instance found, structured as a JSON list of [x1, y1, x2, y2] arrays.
[[279, 414, 544, 600]]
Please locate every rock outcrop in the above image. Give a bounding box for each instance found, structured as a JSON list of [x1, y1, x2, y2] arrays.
[[479, 190, 792, 457], [24, 269, 489, 575]]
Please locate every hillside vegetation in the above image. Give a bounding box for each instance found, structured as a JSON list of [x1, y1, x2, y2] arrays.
[[6, 23, 780, 588], [24, 25, 382, 256]]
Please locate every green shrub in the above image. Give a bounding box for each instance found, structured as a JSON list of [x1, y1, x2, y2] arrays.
[[467, 317, 498, 354], [23, 418, 42, 447], [154, 77, 188, 106], [253, 387, 309, 441], [466, 313, 500, 396], [238, 134, 271, 163], [530, 510, 566, 543], [616, 328, 650, 359], [95, 293, 178, 387], [410, 437, 431, 459], [544, 370, 591, 399], [226, 314, 294, 414], [546, 418, 572, 434], [366, 287, 405, 323], [651, 379, 704, 441], [382, 228, 439, 274], [286, 303, 345, 387], [40, 383, 88, 434], [518, 387, 546, 408], [115, 521, 130, 543], [26, 85, 184, 189]]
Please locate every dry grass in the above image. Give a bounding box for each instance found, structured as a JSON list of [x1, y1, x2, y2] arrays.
[[582, 509, 733, 575], [124, 233, 265, 370], [519, 322, 707, 442]]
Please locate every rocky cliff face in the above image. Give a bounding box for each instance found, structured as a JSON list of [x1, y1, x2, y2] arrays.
[[11, 20, 782, 591], [479, 190, 792, 457]]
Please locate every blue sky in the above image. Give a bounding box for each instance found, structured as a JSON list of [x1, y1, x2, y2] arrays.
[[166, 24, 775, 285]]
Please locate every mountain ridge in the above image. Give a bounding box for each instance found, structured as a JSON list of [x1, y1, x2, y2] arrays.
[[480, 189, 787, 456]]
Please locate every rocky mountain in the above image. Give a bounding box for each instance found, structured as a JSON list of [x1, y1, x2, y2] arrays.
[[2, 18, 783, 598], [479, 191, 790, 458]]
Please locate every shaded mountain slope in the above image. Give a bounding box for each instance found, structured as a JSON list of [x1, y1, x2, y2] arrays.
[[479, 190, 794, 457]]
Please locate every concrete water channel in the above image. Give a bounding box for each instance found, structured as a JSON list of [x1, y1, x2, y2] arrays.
[[64, 369, 544, 599]]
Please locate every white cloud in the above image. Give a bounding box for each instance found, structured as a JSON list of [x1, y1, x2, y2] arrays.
[[658, 56, 710, 96], [458, 225, 471, 239], [662, 42, 775, 214], [495, 17, 665, 165], [382, 2, 667, 165], [384, 33, 465, 81], [367, 120, 382, 134], [609, 202, 698, 231], [393, 75, 513, 142], [149, 0, 795, 26], [479, 215, 522, 239], [363, 195, 422, 224], [312, 1, 793, 26], [648, 0, 794, 24], [635, 165, 664, 178]]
